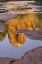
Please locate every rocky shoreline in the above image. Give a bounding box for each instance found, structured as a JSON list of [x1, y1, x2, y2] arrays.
[[0, 46, 42, 64]]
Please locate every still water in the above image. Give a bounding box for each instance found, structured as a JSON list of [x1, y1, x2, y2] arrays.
[[0, 1, 42, 58], [0, 35, 42, 58]]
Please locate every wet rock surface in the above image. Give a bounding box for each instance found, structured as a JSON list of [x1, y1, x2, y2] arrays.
[[17, 30, 42, 40], [0, 46, 42, 64], [0, 21, 6, 32]]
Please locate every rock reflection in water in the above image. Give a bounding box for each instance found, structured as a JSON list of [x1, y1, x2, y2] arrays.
[[8, 24, 26, 48], [8, 13, 42, 30], [0, 13, 42, 48], [7, 13, 42, 47]]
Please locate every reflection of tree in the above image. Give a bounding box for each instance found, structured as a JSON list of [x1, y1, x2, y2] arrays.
[[33, 0, 42, 5], [37, 14, 42, 30], [0, 22, 7, 41], [0, 30, 7, 41]]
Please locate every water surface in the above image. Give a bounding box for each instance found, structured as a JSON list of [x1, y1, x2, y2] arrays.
[[0, 35, 42, 58], [0, 1, 42, 58]]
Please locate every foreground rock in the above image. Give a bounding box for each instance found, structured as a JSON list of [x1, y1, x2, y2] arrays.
[[0, 13, 18, 21], [0, 22, 6, 32], [17, 30, 42, 40], [0, 46, 42, 64]]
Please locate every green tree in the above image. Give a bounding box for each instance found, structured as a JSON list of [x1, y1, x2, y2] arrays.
[[32, 0, 42, 5]]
